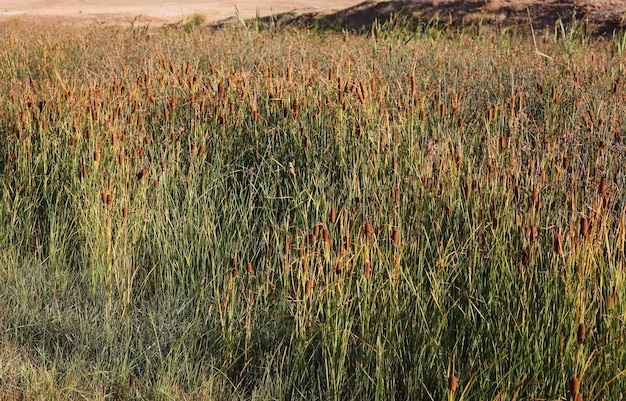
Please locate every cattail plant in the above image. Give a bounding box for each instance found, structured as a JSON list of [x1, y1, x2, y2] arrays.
[[570, 376, 580, 397], [364, 222, 373, 237], [577, 323, 586, 344], [336, 260, 343, 274], [323, 228, 330, 244], [599, 176, 607, 194], [554, 230, 564, 254], [448, 375, 457, 392], [231, 257, 238, 277], [284, 235, 291, 255], [522, 249, 530, 266], [392, 226, 399, 245], [580, 217, 589, 238], [330, 207, 337, 224]]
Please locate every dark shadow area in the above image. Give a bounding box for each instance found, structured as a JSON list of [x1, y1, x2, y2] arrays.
[[211, 0, 626, 36]]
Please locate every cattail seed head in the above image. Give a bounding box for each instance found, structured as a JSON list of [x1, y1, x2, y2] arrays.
[[284, 235, 291, 255], [330, 207, 337, 224], [246, 261, 253, 273], [122, 206, 128, 218], [393, 186, 401, 205], [580, 217, 589, 238], [364, 262, 371, 279], [448, 375, 457, 392], [392, 226, 399, 245], [554, 232, 563, 254], [313, 223, 320, 236], [522, 249, 530, 266], [106, 194, 113, 205], [323, 228, 329, 244], [570, 377, 580, 396], [336, 260, 343, 273], [364, 222, 373, 237], [137, 168, 148, 180], [577, 323, 586, 344], [305, 280, 312, 295], [230, 257, 237, 268]]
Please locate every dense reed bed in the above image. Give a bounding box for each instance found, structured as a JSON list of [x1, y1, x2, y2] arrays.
[[0, 18, 625, 400]]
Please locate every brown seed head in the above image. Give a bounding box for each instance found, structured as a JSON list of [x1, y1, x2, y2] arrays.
[[364, 262, 371, 279], [392, 226, 399, 245], [330, 207, 337, 224], [554, 232, 563, 254], [570, 377, 580, 396], [246, 261, 253, 273], [580, 217, 589, 238], [305, 280, 312, 295], [313, 224, 320, 236], [364, 222, 373, 237], [522, 249, 530, 266], [137, 168, 148, 180], [577, 323, 586, 345], [448, 375, 457, 392], [284, 235, 291, 255]]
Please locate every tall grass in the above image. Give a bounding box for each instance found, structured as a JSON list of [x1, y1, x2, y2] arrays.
[[0, 17, 625, 400]]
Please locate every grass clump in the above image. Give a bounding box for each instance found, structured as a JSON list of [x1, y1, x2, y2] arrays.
[[0, 18, 625, 400]]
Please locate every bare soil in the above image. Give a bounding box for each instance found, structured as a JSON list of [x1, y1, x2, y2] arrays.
[[1, 0, 625, 34]]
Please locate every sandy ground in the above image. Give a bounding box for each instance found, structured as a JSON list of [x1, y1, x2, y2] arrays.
[[0, 0, 364, 25], [0, 0, 624, 32]]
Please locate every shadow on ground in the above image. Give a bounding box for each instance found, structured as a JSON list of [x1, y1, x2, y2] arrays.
[[212, 0, 626, 36]]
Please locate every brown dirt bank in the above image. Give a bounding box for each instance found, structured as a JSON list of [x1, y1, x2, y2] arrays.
[[0, 0, 625, 34]]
